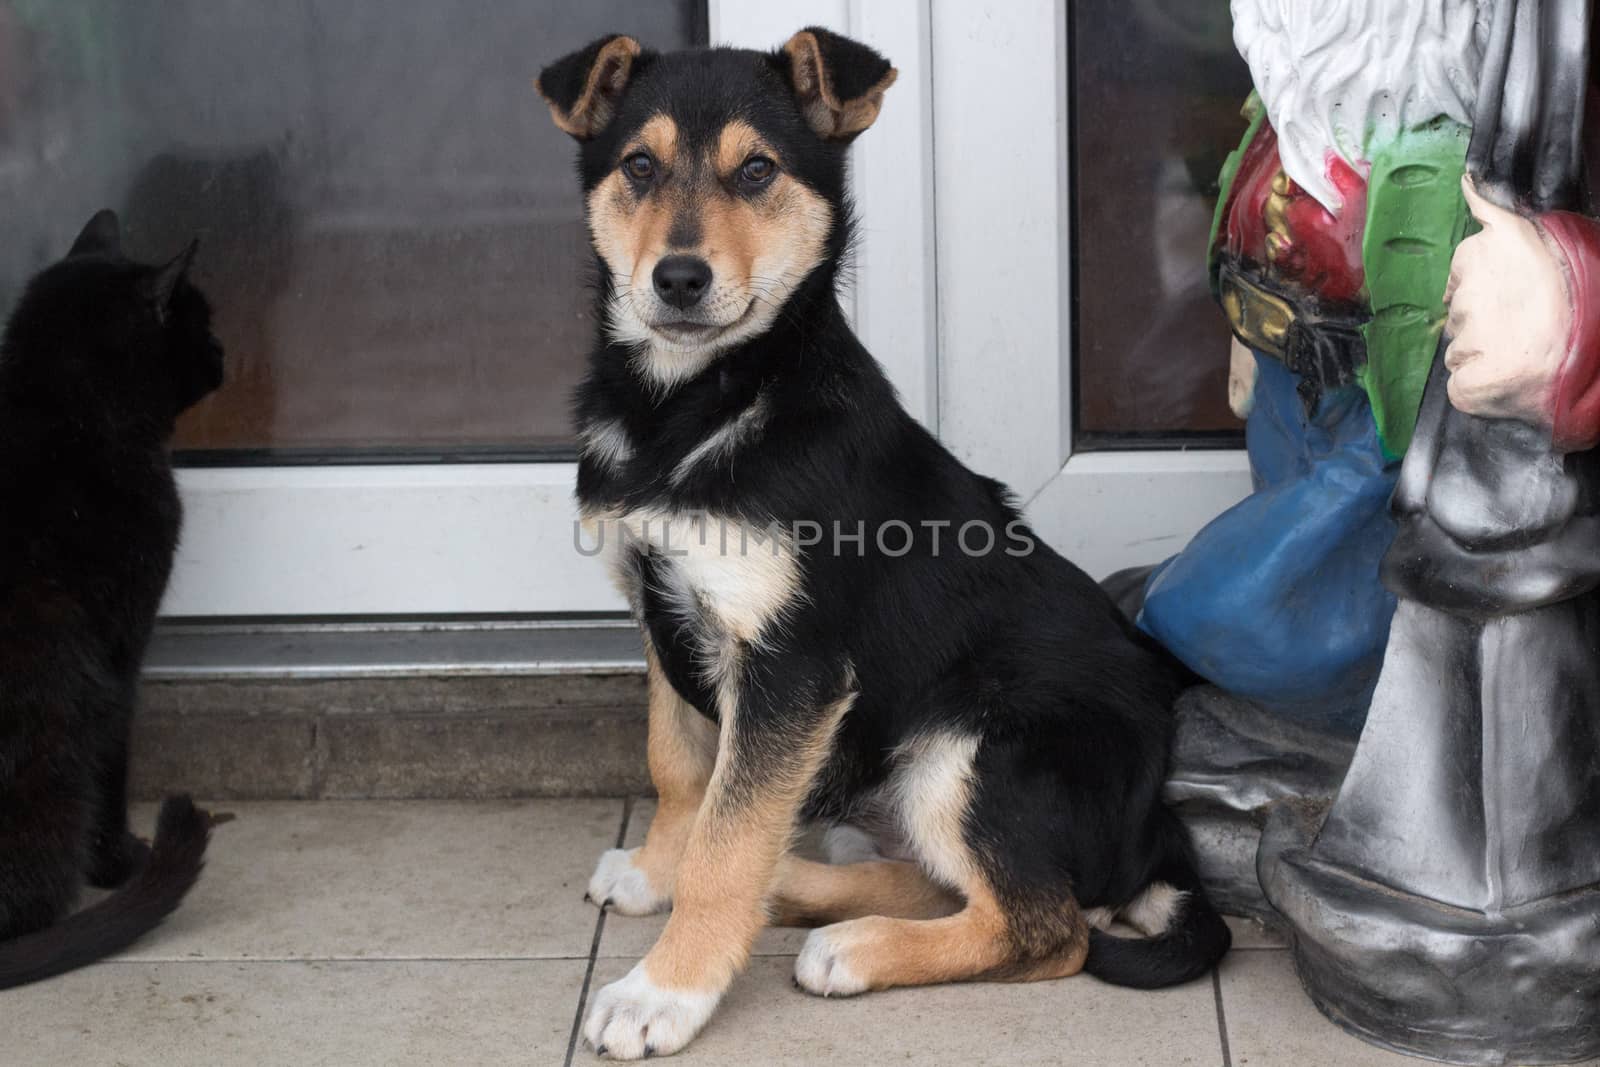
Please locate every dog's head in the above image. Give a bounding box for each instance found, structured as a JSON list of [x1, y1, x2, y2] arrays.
[[538, 29, 895, 388]]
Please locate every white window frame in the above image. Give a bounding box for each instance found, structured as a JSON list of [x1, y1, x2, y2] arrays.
[[164, 0, 1246, 617], [928, 0, 1250, 580]]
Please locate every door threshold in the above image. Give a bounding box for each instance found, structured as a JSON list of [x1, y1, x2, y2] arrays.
[[145, 617, 646, 681]]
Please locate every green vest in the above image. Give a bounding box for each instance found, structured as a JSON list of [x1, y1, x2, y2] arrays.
[[1209, 94, 1471, 459]]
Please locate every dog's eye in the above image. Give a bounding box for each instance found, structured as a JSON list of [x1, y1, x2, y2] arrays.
[[623, 153, 655, 182], [739, 157, 776, 185]]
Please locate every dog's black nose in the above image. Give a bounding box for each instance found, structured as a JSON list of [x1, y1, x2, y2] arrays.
[[653, 255, 712, 310]]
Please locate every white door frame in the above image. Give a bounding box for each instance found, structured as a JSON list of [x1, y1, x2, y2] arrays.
[[164, 0, 1246, 617], [928, 0, 1250, 580]]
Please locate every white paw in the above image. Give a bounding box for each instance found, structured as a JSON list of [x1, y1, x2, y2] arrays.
[[587, 848, 670, 916], [794, 926, 869, 997], [583, 964, 720, 1060]]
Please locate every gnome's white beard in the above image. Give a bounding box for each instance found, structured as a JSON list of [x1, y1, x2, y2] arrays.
[[1230, 0, 1489, 212]]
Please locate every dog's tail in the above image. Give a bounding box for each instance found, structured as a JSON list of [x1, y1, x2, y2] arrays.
[[0, 795, 211, 991], [1082, 818, 1231, 989]]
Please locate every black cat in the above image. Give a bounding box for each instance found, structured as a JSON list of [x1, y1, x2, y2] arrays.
[[0, 210, 223, 988]]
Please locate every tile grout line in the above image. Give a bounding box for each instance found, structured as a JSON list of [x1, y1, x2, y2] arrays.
[[1213, 968, 1234, 1067], [565, 796, 634, 1067]]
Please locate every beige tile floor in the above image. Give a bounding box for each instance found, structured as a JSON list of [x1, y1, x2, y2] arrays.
[[0, 799, 1524, 1066]]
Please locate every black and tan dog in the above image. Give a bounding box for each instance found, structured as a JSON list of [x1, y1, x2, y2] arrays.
[[538, 28, 1230, 1059]]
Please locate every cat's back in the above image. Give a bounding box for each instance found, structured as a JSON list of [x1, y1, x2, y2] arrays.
[[0, 370, 182, 648], [0, 253, 191, 648]]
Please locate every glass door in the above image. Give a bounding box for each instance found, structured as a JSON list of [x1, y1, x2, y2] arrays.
[[0, 0, 719, 616], [12, 0, 1189, 615], [928, 0, 1253, 581], [2, 0, 945, 617]]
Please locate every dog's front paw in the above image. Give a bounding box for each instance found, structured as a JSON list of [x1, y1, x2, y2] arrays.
[[794, 924, 870, 998], [584, 964, 720, 1059], [586, 848, 670, 916]]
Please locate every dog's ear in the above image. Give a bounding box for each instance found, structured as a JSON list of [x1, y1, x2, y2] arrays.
[[780, 28, 897, 142], [536, 34, 642, 140]]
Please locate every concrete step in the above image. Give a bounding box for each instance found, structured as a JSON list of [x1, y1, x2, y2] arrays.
[[132, 621, 650, 800], [133, 672, 649, 800]]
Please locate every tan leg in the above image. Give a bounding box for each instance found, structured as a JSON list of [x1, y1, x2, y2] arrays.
[[768, 855, 961, 926], [587, 641, 717, 915], [792, 730, 1088, 997], [583, 681, 853, 1059], [793, 884, 1088, 996]]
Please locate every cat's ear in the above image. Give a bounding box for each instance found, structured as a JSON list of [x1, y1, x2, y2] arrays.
[[69, 209, 122, 258], [536, 34, 642, 140], [145, 239, 199, 322]]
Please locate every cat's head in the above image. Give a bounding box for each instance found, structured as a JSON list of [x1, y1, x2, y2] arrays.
[[4, 209, 225, 431]]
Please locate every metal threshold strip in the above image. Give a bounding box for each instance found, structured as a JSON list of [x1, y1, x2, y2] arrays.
[[144, 617, 647, 681]]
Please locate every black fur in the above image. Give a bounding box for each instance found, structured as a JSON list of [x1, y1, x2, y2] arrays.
[[1083, 821, 1234, 989], [0, 210, 222, 989], [0, 797, 211, 989], [560, 37, 1229, 989]]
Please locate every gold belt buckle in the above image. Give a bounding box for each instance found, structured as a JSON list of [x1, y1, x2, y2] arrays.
[[1220, 269, 1294, 359]]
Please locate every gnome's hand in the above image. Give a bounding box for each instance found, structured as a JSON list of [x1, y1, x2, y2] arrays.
[[1442, 176, 1573, 428]]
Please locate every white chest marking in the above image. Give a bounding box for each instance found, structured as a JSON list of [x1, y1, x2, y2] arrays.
[[587, 508, 802, 645]]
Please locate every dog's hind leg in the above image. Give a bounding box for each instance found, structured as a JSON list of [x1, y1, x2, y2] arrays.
[[793, 884, 1088, 996], [793, 729, 1089, 996], [768, 855, 960, 926], [587, 640, 717, 916]]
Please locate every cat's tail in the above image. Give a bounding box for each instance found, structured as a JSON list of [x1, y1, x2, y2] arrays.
[[0, 795, 211, 990]]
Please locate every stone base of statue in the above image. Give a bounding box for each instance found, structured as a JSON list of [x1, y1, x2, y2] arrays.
[[1261, 802, 1600, 1066], [1256, 592, 1600, 1066], [1163, 687, 1353, 927], [1143, 575, 1600, 1064]]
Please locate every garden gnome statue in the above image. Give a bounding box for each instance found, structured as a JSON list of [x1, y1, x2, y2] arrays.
[[1130, 0, 1548, 922], [1133, 0, 1500, 736], [1257, 0, 1600, 1063]]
